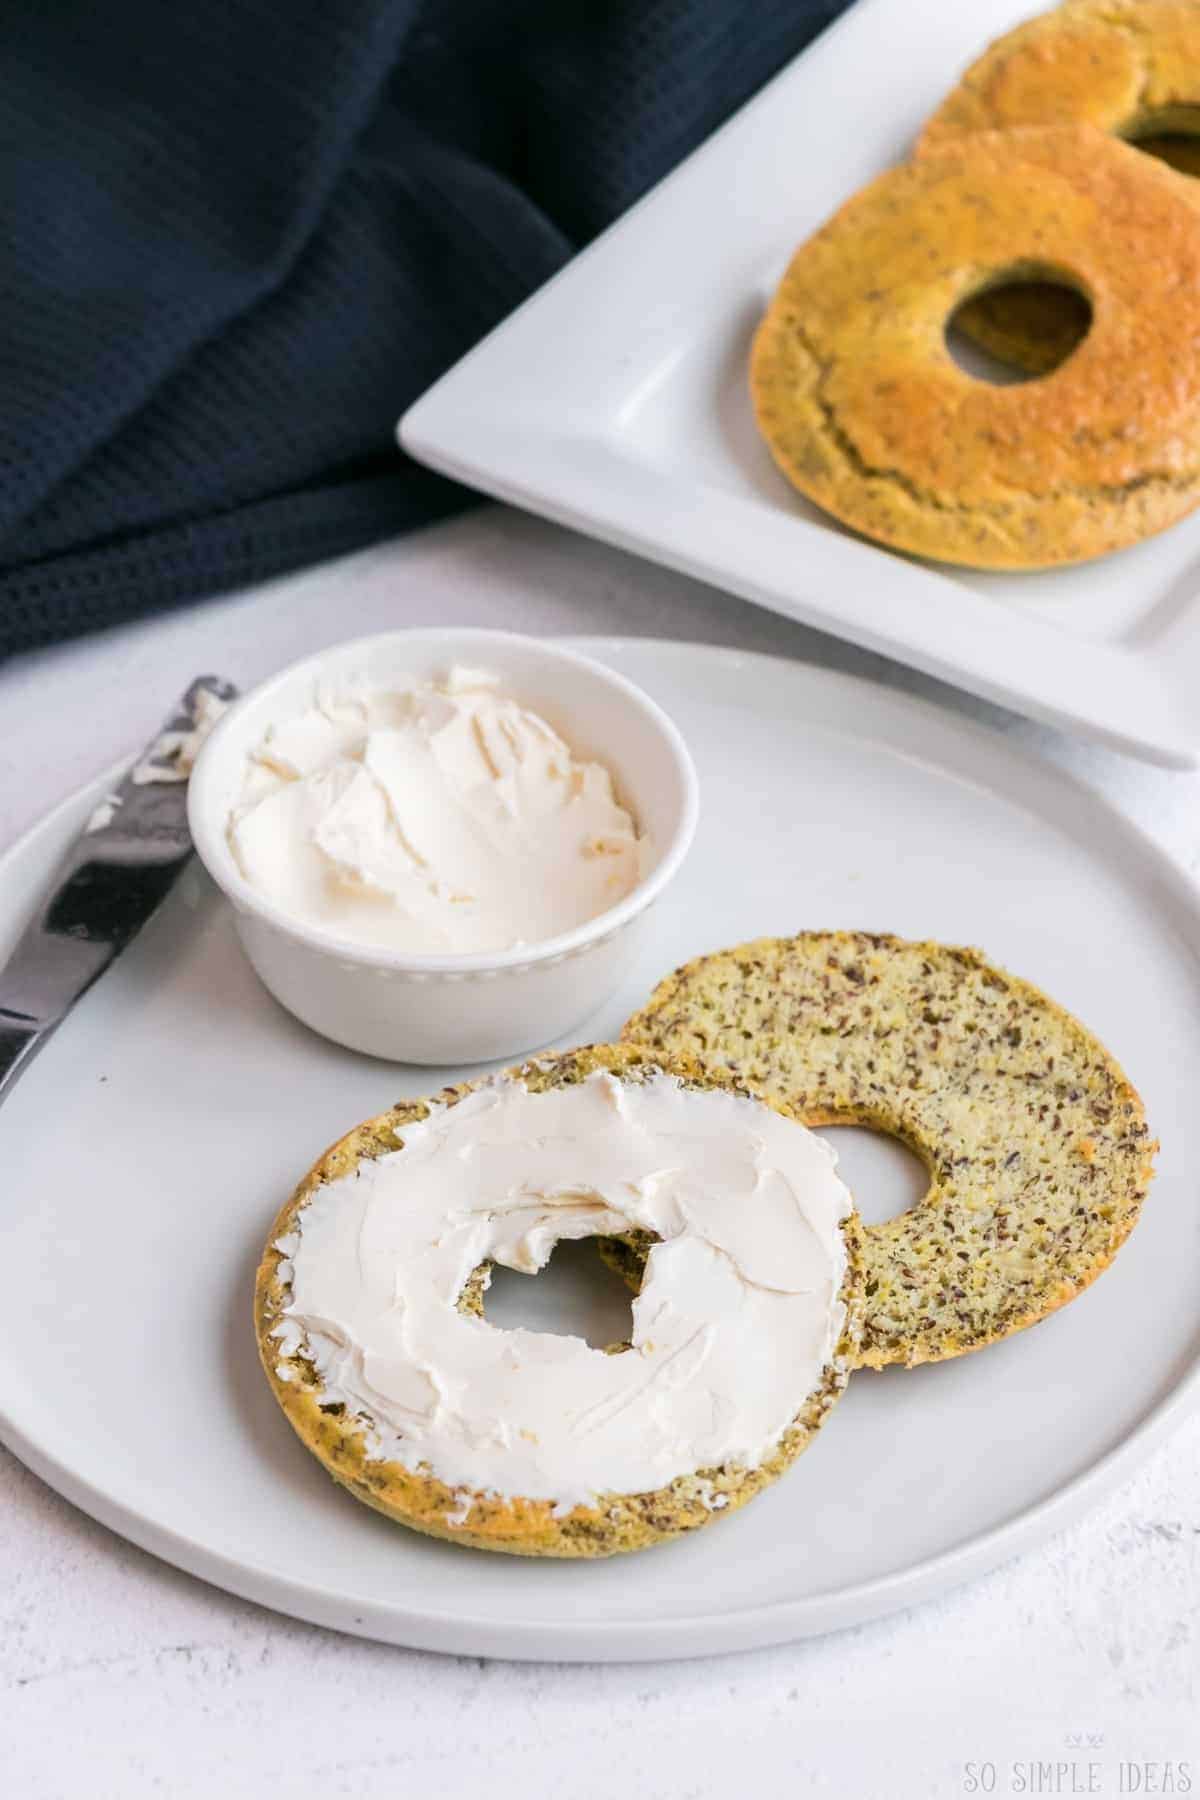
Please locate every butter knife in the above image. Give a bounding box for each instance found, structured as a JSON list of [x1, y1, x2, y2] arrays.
[[0, 675, 237, 1103]]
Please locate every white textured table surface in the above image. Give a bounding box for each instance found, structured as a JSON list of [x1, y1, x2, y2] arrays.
[[2, 510, 1198, 1800]]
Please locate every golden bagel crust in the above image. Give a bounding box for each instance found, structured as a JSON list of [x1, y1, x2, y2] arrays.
[[622, 933, 1156, 1370], [920, 1, 1200, 156], [751, 125, 1200, 566], [254, 1042, 865, 1558], [918, 1, 1200, 372]]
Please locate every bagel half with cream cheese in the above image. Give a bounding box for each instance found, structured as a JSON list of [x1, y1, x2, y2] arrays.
[[255, 1043, 865, 1556]]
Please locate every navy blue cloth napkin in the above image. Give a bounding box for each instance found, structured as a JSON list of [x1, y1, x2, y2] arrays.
[[0, 0, 848, 656]]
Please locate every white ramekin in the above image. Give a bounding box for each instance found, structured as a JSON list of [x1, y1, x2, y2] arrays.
[[187, 629, 698, 1065]]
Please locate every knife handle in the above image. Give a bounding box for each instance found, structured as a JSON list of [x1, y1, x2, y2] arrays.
[[0, 1016, 50, 1105]]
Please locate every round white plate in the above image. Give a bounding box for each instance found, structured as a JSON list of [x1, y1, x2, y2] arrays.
[[2, 639, 1198, 1662]]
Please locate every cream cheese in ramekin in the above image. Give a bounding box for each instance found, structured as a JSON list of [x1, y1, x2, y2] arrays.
[[226, 668, 650, 955]]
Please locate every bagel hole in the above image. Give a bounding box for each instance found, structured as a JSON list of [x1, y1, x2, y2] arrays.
[[1122, 108, 1200, 179], [811, 1126, 929, 1226], [945, 274, 1092, 381], [481, 1239, 636, 1352]]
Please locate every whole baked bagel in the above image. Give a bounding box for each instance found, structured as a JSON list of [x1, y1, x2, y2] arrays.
[[623, 933, 1156, 1370], [750, 125, 1200, 566], [255, 1043, 865, 1557], [919, 0, 1200, 372]]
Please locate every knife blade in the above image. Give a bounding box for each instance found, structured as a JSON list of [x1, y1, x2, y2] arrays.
[[0, 674, 237, 1103]]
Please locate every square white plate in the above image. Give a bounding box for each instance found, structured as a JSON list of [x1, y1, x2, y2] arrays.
[[400, 0, 1200, 770]]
